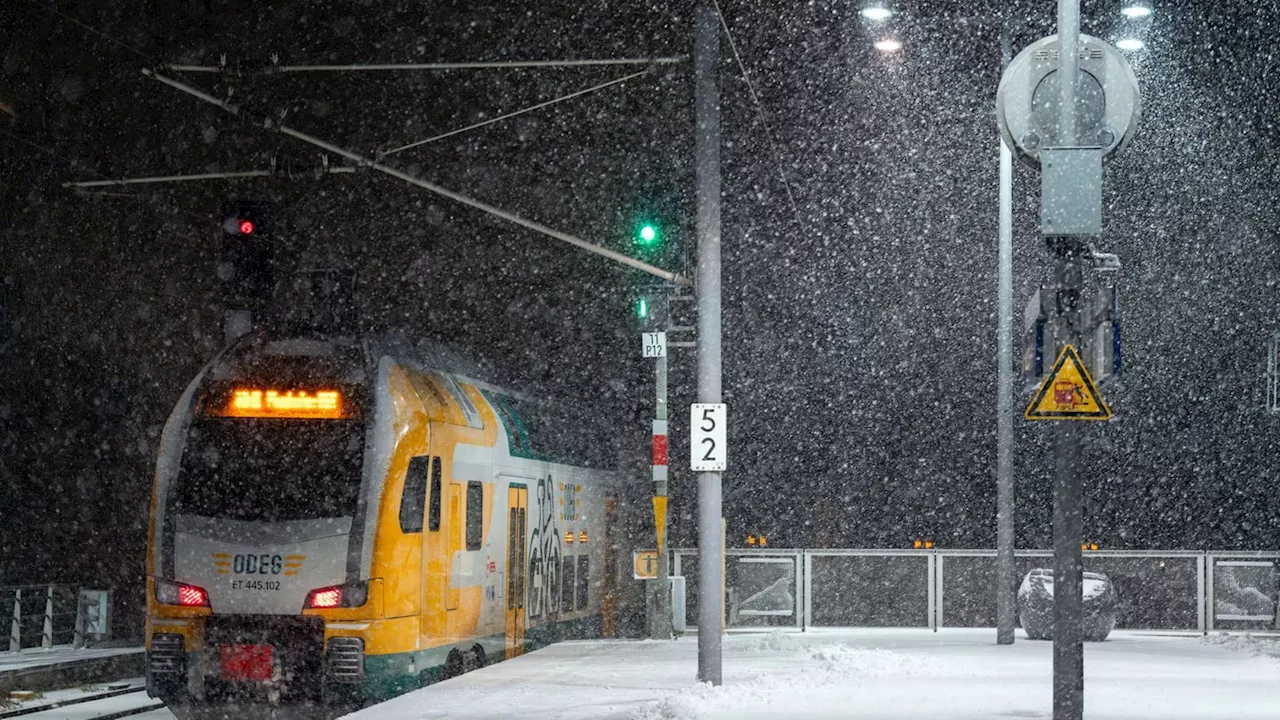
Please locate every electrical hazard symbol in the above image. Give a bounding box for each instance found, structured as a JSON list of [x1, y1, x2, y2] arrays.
[[1025, 344, 1112, 421]]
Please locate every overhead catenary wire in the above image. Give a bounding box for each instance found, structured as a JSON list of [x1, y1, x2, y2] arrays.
[[709, 0, 805, 232], [167, 57, 685, 74], [63, 167, 357, 189], [380, 67, 654, 157], [141, 69, 691, 286], [20, 0, 157, 64], [65, 169, 271, 189], [1, 128, 132, 189]]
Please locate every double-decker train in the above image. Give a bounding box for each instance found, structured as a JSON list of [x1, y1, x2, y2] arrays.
[[145, 334, 628, 707]]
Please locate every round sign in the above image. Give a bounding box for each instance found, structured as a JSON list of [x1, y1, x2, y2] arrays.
[[996, 34, 1140, 169]]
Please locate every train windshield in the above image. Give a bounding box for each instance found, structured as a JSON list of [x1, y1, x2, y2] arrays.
[[173, 418, 364, 522]]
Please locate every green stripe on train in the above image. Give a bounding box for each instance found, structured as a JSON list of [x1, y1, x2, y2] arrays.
[[359, 614, 603, 701]]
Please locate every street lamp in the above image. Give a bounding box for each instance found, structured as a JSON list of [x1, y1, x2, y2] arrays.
[[874, 39, 903, 52], [1116, 38, 1145, 51], [859, 5, 894, 21], [1120, 4, 1153, 18]]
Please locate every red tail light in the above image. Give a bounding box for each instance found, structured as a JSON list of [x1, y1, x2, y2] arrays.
[[304, 581, 367, 610], [155, 579, 210, 607], [307, 587, 342, 608], [178, 584, 209, 606]]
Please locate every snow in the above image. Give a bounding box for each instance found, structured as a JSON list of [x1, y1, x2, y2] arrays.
[[1, 678, 143, 711], [343, 629, 1280, 720], [20, 691, 161, 720], [1083, 576, 1108, 600]]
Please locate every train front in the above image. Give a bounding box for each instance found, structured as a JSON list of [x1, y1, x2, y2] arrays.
[[145, 337, 372, 707]]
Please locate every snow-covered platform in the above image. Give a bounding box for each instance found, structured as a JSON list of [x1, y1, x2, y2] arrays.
[[344, 629, 1280, 720]]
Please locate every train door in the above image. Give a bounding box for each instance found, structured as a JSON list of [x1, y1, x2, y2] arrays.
[[446, 483, 462, 611], [505, 484, 528, 658]]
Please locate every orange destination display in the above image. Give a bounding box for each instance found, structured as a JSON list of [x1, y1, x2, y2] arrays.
[[215, 389, 348, 419]]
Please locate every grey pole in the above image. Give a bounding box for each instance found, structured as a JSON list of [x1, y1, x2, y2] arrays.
[[995, 24, 1017, 648], [1058, 0, 1080, 146], [694, 2, 724, 686], [1051, 244, 1085, 720], [1052, 2, 1085, 718], [652, 347, 673, 640]]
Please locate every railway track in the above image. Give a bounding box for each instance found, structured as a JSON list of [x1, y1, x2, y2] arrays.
[[2, 682, 167, 720]]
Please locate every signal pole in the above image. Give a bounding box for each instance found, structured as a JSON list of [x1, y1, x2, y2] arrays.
[[1050, 6, 1085, 718], [694, 2, 724, 686], [1050, 240, 1085, 720], [651, 344, 672, 640], [644, 289, 673, 641]]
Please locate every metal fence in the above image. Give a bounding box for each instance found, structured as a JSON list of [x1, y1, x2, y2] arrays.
[[671, 549, 1280, 633], [3, 584, 81, 651]]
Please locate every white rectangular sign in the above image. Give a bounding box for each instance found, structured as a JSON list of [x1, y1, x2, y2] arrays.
[[690, 403, 727, 471], [642, 331, 667, 359]]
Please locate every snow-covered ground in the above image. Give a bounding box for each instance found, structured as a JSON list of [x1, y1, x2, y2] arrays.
[[343, 629, 1280, 720]]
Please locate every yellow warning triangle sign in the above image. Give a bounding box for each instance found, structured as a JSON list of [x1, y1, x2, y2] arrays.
[[653, 496, 668, 550], [1025, 344, 1112, 421]]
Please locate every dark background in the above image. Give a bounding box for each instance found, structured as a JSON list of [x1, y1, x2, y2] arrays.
[[2, 0, 1278, 638]]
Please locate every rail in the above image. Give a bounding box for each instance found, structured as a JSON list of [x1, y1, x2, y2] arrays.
[[670, 549, 1280, 634]]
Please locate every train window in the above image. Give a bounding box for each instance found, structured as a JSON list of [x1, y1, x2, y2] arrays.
[[576, 555, 589, 610], [427, 457, 442, 532], [490, 396, 529, 455], [174, 418, 363, 521], [561, 555, 575, 611], [398, 457, 428, 533], [466, 482, 483, 550]]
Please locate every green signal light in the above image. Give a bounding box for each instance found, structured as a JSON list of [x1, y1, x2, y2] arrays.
[[638, 224, 658, 245], [636, 297, 649, 318]]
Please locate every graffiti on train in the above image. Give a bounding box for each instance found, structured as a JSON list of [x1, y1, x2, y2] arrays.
[[527, 474, 562, 619]]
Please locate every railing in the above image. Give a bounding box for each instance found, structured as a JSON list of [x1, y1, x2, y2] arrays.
[[3, 584, 81, 651], [671, 549, 1280, 633]]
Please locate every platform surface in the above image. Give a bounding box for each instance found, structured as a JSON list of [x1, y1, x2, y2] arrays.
[[0, 645, 143, 673], [342, 628, 1280, 720]]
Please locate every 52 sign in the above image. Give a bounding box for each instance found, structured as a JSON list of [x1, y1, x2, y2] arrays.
[[690, 403, 727, 471]]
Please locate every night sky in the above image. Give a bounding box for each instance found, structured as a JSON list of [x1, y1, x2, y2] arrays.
[[2, 0, 1279, 637]]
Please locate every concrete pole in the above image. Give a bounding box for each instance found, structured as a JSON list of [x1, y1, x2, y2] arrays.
[[996, 24, 1017, 647], [9, 589, 20, 652], [1052, 2, 1084, 718], [694, 2, 724, 686], [41, 585, 54, 649]]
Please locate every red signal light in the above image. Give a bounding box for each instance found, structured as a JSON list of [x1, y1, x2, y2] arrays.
[[238, 220, 255, 235]]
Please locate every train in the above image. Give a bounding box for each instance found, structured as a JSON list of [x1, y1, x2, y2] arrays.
[[145, 333, 630, 707]]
